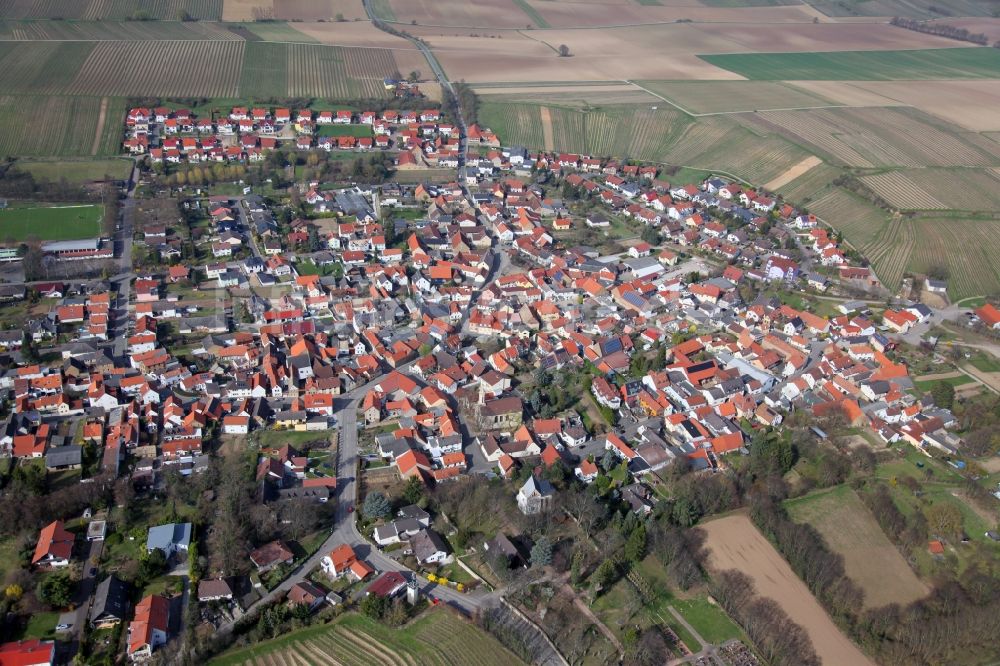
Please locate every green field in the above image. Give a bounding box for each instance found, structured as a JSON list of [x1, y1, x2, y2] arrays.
[[0, 204, 103, 242], [635, 80, 833, 114], [0, 95, 126, 157], [210, 610, 524, 666], [16, 159, 132, 183], [700, 48, 1000, 81], [239, 42, 288, 100], [786, 485, 929, 608], [513, 0, 551, 28]]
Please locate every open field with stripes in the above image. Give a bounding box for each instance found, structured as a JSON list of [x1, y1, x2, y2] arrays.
[[0, 0, 222, 20], [0, 38, 403, 100], [634, 80, 836, 115], [0, 95, 124, 156], [209, 610, 524, 666]]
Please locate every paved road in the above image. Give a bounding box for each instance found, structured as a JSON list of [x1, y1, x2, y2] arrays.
[[217, 371, 494, 636]]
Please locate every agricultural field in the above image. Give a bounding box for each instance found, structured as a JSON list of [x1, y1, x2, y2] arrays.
[[385, 0, 549, 29], [0, 204, 103, 242], [866, 168, 1000, 212], [0, 18, 241, 40], [845, 80, 1000, 132], [805, 0, 998, 19], [700, 47, 1000, 81], [15, 158, 132, 183], [238, 41, 288, 100], [749, 107, 1000, 168], [0, 0, 223, 20], [210, 609, 524, 666], [699, 513, 875, 666], [785, 485, 929, 609], [634, 80, 835, 114], [0, 41, 94, 94], [68, 40, 244, 97], [238, 21, 317, 43], [905, 216, 1000, 299], [0, 95, 125, 157]]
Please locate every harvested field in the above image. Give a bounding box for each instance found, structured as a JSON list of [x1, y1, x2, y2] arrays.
[[785, 485, 929, 609], [635, 80, 834, 114], [693, 22, 970, 54], [926, 17, 1000, 42], [751, 107, 1000, 168], [786, 80, 899, 107], [764, 155, 823, 190], [68, 40, 244, 97], [475, 83, 658, 106], [525, 0, 822, 26], [220, 0, 260, 20], [700, 47, 1000, 80], [0, 41, 94, 94], [388, 0, 548, 28], [413, 24, 743, 82], [700, 513, 875, 666], [291, 21, 427, 74], [849, 80, 1000, 132], [209, 609, 524, 666], [0, 94, 124, 156], [239, 21, 318, 43], [275, 0, 366, 20], [0, 0, 222, 19]]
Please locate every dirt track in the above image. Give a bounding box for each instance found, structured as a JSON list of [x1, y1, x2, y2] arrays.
[[700, 514, 875, 666]]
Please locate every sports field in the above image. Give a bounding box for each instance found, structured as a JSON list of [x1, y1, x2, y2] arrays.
[[785, 485, 928, 609], [0, 204, 103, 242], [209, 609, 524, 666], [700, 47, 1000, 80]]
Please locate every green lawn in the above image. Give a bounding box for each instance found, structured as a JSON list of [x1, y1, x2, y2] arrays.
[[20, 611, 58, 640], [913, 375, 976, 393], [671, 597, 743, 645], [254, 428, 333, 450], [316, 124, 374, 138], [968, 353, 1000, 373], [17, 159, 132, 183], [0, 204, 103, 241], [700, 47, 1000, 80]]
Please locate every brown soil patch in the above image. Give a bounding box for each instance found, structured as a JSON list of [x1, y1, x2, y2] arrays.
[[764, 155, 822, 190], [926, 17, 1000, 42], [412, 24, 743, 82], [539, 105, 554, 151], [960, 365, 1000, 393], [691, 22, 976, 53], [788, 81, 898, 108], [850, 80, 1000, 132], [222, 0, 269, 21], [274, 0, 366, 21], [529, 0, 820, 27], [390, 0, 546, 28], [91, 96, 108, 156], [920, 289, 949, 309], [700, 513, 876, 665], [292, 22, 428, 74]]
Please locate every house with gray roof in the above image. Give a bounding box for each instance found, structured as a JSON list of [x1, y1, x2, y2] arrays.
[[146, 523, 191, 558]]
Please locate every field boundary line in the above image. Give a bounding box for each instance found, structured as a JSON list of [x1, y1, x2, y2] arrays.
[[90, 96, 108, 156]]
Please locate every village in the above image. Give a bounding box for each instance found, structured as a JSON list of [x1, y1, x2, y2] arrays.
[[0, 101, 998, 666]]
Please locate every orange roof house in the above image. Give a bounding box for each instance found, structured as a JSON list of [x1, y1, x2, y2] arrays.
[[32, 520, 74, 567]]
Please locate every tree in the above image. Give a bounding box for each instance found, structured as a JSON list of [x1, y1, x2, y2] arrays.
[[360, 594, 388, 620], [408, 70, 421, 83], [640, 225, 659, 245], [930, 381, 956, 410], [38, 572, 73, 608], [591, 558, 618, 591], [20, 331, 38, 363], [924, 502, 964, 539], [139, 548, 167, 584], [600, 450, 618, 472], [558, 44, 571, 57], [363, 491, 391, 520], [530, 536, 552, 567], [624, 523, 647, 563], [402, 476, 424, 506]]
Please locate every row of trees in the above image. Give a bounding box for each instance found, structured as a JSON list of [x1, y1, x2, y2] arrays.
[[889, 17, 989, 45]]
